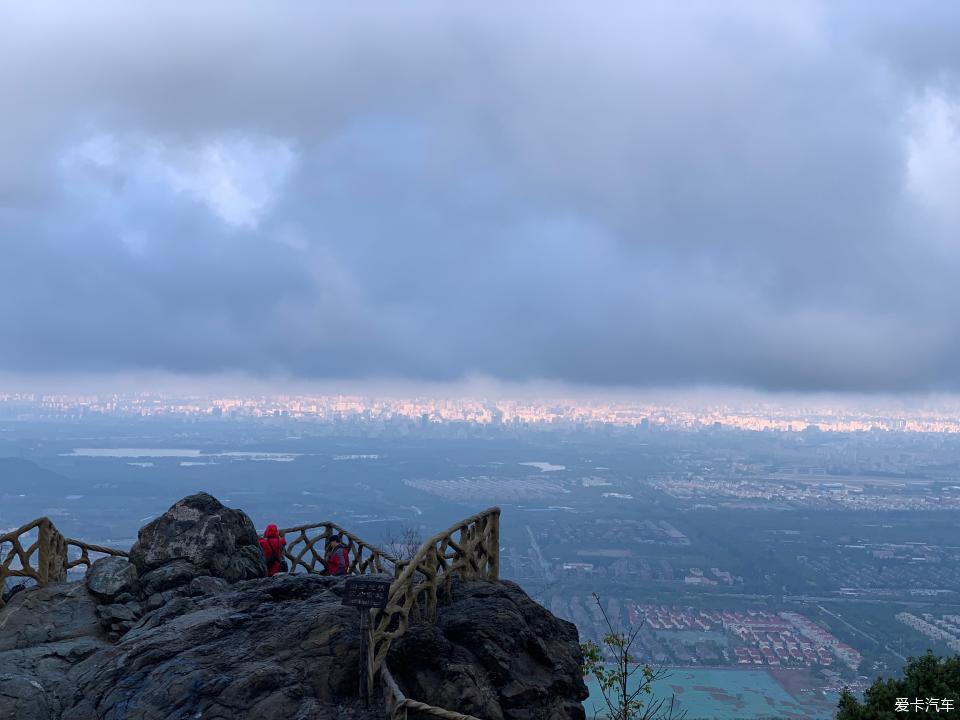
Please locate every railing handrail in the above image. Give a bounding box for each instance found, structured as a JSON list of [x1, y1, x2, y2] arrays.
[[381, 662, 482, 720], [277, 520, 356, 534], [1, 517, 76, 607], [368, 507, 500, 694], [0, 518, 46, 594], [278, 520, 399, 576], [64, 538, 130, 573], [65, 540, 130, 557], [278, 520, 400, 562], [392, 507, 500, 588], [0, 517, 45, 547]]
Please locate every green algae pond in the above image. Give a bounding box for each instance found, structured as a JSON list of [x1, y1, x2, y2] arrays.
[[584, 667, 840, 720]]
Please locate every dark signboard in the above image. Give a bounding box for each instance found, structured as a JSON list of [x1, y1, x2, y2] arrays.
[[342, 577, 392, 609]]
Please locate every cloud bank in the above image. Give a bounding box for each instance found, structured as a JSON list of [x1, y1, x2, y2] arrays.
[[2, 2, 960, 392]]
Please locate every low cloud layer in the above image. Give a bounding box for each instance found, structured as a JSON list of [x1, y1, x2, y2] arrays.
[[2, 3, 960, 392]]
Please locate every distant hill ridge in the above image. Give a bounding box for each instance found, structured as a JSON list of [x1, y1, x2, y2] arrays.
[[0, 456, 79, 496]]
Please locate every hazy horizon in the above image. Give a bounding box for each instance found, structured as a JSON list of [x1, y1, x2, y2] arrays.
[[8, 371, 960, 426]]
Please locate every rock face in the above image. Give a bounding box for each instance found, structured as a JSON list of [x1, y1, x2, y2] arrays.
[[0, 494, 588, 720], [63, 574, 376, 720], [0, 583, 108, 720], [129, 492, 266, 583], [389, 581, 588, 720], [0, 574, 586, 720]]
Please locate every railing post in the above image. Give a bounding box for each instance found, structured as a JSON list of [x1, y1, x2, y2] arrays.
[[0, 541, 10, 609], [489, 509, 500, 581], [38, 518, 67, 585], [367, 611, 381, 707], [38, 519, 49, 585]]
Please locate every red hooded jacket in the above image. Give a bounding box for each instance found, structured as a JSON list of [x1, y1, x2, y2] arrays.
[[258, 524, 287, 576], [325, 543, 350, 576]]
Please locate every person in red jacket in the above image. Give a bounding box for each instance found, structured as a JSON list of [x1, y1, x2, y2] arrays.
[[324, 534, 350, 576], [258, 523, 287, 576]]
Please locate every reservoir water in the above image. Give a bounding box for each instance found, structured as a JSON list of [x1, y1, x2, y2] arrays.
[[584, 668, 838, 719]]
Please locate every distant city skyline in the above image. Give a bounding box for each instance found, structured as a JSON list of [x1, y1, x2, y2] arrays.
[[6, 387, 960, 433]]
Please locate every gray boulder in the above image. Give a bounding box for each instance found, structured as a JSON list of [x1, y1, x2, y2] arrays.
[[84, 557, 139, 601], [129, 492, 266, 583]]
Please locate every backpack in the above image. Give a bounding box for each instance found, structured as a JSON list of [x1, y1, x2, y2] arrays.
[[327, 546, 349, 576], [265, 537, 289, 573]]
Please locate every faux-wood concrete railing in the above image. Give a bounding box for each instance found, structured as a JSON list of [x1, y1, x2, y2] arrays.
[[368, 507, 500, 705], [277, 521, 399, 576], [0, 518, 129, 608]]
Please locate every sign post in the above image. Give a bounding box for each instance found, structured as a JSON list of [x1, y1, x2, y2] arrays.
[[342, 576, 392, 706]]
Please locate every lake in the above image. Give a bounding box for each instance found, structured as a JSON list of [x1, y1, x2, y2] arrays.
[[64, 448, 300, 461], [584, 668, 838, 720]]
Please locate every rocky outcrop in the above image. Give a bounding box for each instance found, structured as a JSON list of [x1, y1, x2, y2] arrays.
[[0, 494, 588, 720], [81, 494, 267, 641], [0, 574, 587, 720], [129, 492, 266, 583], [62, 574, 377, 720], [389, 581, 588, 720]]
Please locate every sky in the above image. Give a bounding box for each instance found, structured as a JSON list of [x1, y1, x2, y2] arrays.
[[1, 2, 959, 394]]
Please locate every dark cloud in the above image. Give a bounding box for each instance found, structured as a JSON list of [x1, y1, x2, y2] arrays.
[[1, 2, 960, 392]]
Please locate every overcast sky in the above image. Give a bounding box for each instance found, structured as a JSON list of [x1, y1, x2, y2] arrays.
[[1, 2, 959, 393]]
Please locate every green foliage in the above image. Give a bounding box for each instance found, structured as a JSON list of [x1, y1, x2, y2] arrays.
[[580, 593, 682, 720], [836, 652, 960, 719]]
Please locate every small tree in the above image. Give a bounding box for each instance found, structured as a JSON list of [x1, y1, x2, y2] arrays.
[[581, 593, 683, 720], [380, 525, 424, 563]]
